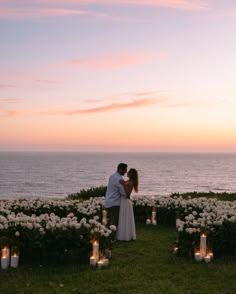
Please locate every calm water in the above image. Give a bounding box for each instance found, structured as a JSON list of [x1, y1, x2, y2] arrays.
[[0, 152, 236, 199]]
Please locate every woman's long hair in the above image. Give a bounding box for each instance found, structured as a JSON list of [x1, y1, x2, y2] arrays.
[[129, 168, 139, 193]]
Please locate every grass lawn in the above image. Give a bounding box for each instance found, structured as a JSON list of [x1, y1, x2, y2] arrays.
[[1, 224, 236, 294]]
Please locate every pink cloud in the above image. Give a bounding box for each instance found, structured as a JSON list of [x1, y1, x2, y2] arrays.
[[48, 98, 161, 115], [0, 1, 209, 10], [0, 84, 16, 88], [34, 79, 63, 85], [0, 98, 22, 103], [6, 110, 19, 117], [63, 52, 158, 70], [129, 91, 162, 97], [0, 7, 106, 19], [3, 95, 163, 118], [84, 90, 164, 103], [83, 99, 106, 103], [0, 72, 63, 86], [0, 0, 209, 23], [80, 0, 209, 10]]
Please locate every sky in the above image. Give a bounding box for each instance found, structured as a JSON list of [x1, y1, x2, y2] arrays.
[[1, 0, 236, 152]]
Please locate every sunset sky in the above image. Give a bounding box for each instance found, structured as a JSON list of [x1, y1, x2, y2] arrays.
[[1, 0, 236, 152]]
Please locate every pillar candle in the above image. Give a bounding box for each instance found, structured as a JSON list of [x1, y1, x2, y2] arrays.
[[146, 218, 151, 224], [208, 252, 214, 260], [200, 234, 207, 258], [102, 258, 109, 267], [102, 209, 107, 217], [173, 246, 178, 254], [1, 247, 9, 259], [92, 241, 99, 262], [1, 247, 10, 268], [102, 217, 107, 226], [194, 252, 202, 262], [176, 218, 181, 228], [1, 257, 8, 269], [152, 220, 157, 226], [89, 256, 96, 266], [97, 260, 104, 269], [10, 254, 19, 268], [152, 210, 156, 220], [204, 255, 211, 263], [102, 210, 107, 225]]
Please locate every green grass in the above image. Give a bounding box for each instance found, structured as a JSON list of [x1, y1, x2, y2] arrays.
[[1, 224, 236, 294]]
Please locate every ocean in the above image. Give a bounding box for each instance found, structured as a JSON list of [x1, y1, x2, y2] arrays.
[[0, 152, 236, 200]]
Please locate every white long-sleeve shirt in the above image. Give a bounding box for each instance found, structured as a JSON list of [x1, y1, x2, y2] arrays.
[[105, 172, 126, 208]]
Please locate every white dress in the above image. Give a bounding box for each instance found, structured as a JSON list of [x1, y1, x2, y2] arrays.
[[117, 196, 136, 241]]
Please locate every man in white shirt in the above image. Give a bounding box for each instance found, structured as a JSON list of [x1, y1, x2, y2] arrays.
[[105, 163, 128, 227]]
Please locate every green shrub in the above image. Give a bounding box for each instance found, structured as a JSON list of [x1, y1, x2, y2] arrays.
[[171, 191, 236, 201], [67, 185, 107, 200]]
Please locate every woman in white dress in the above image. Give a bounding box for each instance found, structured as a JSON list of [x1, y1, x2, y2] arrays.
[[117, 168, 139, 241]]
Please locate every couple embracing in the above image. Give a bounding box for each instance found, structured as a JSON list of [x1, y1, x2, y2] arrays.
[[105, 163, 138, 241]]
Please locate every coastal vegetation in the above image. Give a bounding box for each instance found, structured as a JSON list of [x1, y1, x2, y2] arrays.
[[171, 191, 236, 201], [67, 185, 107, 200], [67, 186, 236, 201]]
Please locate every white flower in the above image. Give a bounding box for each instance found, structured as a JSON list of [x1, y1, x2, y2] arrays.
[[109, 225, 116, 231]]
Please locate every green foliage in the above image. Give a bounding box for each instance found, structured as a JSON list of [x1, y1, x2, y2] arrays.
[[67, 185, 107, 200], [210, 221, 236, 256], [171, 191, 236, 201], [133, 205, 152, 223], [177, 230, 200, 258]]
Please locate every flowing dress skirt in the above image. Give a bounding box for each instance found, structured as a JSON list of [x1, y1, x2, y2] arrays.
[[117, 197, 136, 241]]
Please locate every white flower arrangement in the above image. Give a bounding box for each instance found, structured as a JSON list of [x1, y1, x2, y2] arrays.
[[0, 194, 235, 259]]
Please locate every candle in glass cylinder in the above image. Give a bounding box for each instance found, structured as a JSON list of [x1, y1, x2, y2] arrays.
[[92, 241, 99, 262], [204, 255, 211, 263], [194, 252, 202, 262], [102, 209, 107, 226], [200, 234, 207, 258], [176, 217, 181, 228], [1, 247, 9, 258], [1, 257, 8, 269], [102, 258, 109, 267], [152, 207, 156, 223], [173, 246, 178, 254], [208, 252, 214, 260], [152, 208, 156, 219], [1, 247, 10, 269], [146, 218, 151, 225], [97, 260, 104, 269], [10, 253, 19, 268], [152, 220, 157, 226], [89, 256, 96, 266]]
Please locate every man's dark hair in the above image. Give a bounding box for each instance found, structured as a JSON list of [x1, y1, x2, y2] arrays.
[[117, 163, 128, 170]]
